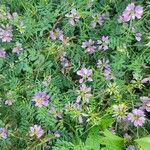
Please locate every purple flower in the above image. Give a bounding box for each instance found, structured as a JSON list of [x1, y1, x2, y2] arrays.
[[97, 58, 113, 80], [91, 13, 108, 28], [12, 42, 23, 54], [49, 28, 64, 41], [140, 96, 150, 112], [126, 145, 136, 150], [49, 107, 62, 119], [97, 36, 109, 51], [29, 125, 44, 138], [77, 68, 93, 83], [81, 39, 96, 54], [0, 24, 13, 42], [0, 128, 7, 139], [0, 48, 6, 58], [104, 68, 113, 80], [135, 32, 142, 41], [32, 92, 49, 107], [60, 52, 69, 67], [97, 58, 110, 69], [121, 3, 143, 22], [113, 104, 128, 122], [128, 109, 145, 127], [76, 84, 92, 103], [141, 77, 150, 83], [65, 9, 80, 26]]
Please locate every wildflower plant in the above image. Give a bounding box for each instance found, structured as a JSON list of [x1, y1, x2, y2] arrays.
[[0, 0, 150, 149]]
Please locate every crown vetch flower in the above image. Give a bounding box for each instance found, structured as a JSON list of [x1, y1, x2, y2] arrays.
[[0, 48, 6, 58], [76, 84, 92, 103], [29, 125, 44, 138], [12, 42, 23, 54], [97, 58, 113, 80], [0, 128, 7, 139], [91, 13, 108, 28], [65, 9, 80, 26], [49, 28, 64, 41], [77, 67, 93, 83], [32, 92, 49, 107], [97, 36, 109, 51], [81, 39, 96, 54], [119, 3, 143, 23], [128, 109, 145, 127], [0, 24, 13, 42], [140, 96, 150, 112]]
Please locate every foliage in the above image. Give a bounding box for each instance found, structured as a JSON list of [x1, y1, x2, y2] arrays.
[[0, 0, 150, 150]]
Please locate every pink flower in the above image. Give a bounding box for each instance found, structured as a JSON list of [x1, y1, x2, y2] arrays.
[[49, 28, 64, 41], [65, 9, 80, 26], [0, 48, 6, 58], [128, 109, 145, 127], [140, 96, 150, 112], [97, 58, 113, 80], [12, 42, 23, 54], [0, 128, 7, 139], [141, 77, 150, 83], [0, 24, 13, 42], [121, 3, 143, 22], [81, 39, 96, 54], [77, 68, 93, 83], [91, 13, 108, 28], [32, 92, 49, 107], [97, 58, 110, 69], [97, 36, 109, 51], [76, 84, 92, 103], [29, 125, 44, 138]]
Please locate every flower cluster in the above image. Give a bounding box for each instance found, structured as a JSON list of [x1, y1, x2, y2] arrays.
[[49, 107, 63, 119], [97, 36, 109, 51], [60, 52, 70, 73], [76, 84, 92, 104], [49, 28, 64, 41], [0, 48, 6, 58], [81, 36, 109, 54], [12, 41, 23, 54], [77, 67, 93, 83], [81, 39, 96, 54], [65, 9, 80, 26], [140, 96, 150, 112], [32, 92, 49, 108], [97, 58, 113, 80], [91, 13, 108, 28], [118, 3, 143, 23], [0, 128, 7, 139], [0, 24, 13, 42], [128, 109, 145, 127], [29, 125, 44, 138]]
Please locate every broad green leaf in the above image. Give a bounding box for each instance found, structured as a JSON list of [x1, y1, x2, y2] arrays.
[[135, 137, 150, 150]]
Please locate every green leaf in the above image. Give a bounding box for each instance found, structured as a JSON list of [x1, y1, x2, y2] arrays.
[[99, 130, 124, 150], [85, 126, 101, 150], [135, 137, 150, 150]]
